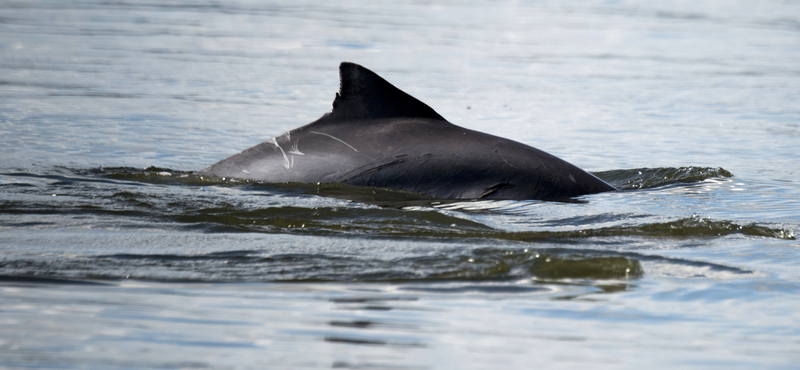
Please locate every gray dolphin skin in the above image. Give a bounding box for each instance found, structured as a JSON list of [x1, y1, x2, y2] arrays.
[[199, 62, 616, 200]]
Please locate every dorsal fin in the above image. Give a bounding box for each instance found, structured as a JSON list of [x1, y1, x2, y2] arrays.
[[327, 62, 445, 121]]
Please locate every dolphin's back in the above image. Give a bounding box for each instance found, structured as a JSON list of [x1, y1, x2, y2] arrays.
[[199, 62, 615, 200]]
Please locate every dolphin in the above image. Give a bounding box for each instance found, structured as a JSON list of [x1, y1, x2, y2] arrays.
[[199, 62, 616, 200]]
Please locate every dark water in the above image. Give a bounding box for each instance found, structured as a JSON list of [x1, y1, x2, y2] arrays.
[[4, 166, 781, 283], [2, 1, 800, 369]]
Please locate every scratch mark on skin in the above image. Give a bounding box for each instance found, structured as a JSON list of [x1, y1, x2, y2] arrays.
[[335, 159, 407, 183], [270, 137, 292, 169], [288, 139, 304, 155], [494, 149, 514, 168], [479, 183, 515, 198], [309, 131, 358, 152]]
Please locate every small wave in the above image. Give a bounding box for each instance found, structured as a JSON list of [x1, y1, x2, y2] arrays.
[[594, 166, 733, 190], [0, 168, 792, 241], [83, 166, 738, 197], [77, 166, 202, 185], [506, 215, 795, 241], [0, 248, 755, 284], [0, 274, 113, 286]]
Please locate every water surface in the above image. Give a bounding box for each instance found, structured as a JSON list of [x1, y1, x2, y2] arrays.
[[1, 1, 799, 369]]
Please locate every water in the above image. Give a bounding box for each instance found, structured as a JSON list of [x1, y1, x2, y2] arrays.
[[1, 0, 799, 368]]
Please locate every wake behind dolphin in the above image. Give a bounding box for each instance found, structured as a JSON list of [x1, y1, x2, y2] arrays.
[[199, 62, 616, 200]]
